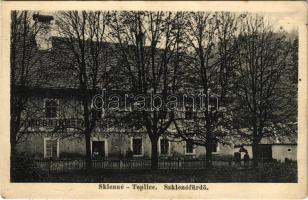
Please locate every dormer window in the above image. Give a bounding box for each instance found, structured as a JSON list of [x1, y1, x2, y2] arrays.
[[45, 99, 58, 118]]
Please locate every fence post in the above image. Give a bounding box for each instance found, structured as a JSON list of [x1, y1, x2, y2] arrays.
[[48, 160, 51, 174]]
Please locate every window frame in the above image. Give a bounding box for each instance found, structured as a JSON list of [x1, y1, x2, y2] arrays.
[[185, 140, 196, 155], [211, 141, 220, 154], [93, 108, 104, 119], [44, 137, 59, 158], [90, 138, 108, 158], [130, 137, 143, 157], [158, 137, 170, 156], [184, 106, 195, 121], [44, 98, 59, 119]]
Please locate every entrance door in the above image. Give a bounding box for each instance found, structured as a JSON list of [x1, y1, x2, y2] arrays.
[[258, 144, 272, 161], [92, 141, 105, 159]]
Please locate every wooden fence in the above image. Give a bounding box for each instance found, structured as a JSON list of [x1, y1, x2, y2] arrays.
[[34, 159, 241, 173]]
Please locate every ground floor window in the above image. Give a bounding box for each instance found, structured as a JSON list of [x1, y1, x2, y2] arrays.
[[44, 138, 59, 158], [131, 137, 143, 156], [160, 138, 169, 155], [185, 140, 195, 154], [92, 140, 107, 159], [212, 141, 219, 153]]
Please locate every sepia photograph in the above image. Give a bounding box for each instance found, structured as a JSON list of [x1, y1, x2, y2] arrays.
[[1, 1, 307, 199], [9, 9, 299, 183]]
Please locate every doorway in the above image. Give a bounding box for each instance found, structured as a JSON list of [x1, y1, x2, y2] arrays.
[[258, 144, 272, 161], [92, 141, 106, 160]]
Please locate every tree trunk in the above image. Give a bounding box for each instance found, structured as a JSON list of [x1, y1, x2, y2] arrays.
[[10, 109, 20, 156], [252, 140, 259, 167], [85, 131, 92, 169], [10, 132, 16, 155], [150, 137, 159, 170], [252, 122, 259, 167], [205, 139, 212, 167], [205, 121, 213, 167]]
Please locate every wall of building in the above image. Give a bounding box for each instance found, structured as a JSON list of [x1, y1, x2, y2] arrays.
[[16, 131, 236, 159], [16, 132, 86, 158], [234, 145, 297, 162], [272, 145, 297, 162], [59, 137, 86, 157], [16, 134, 45, 158]]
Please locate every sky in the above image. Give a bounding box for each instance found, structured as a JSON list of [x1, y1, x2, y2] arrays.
[[263, 12, 299, 33], [40, 11, 299, 34]]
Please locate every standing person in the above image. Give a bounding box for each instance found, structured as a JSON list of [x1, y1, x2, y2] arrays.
[[244, 152, 250, 167], [234, 152, 241, 167]]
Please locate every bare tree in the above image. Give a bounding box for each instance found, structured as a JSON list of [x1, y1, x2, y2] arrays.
[[10, 11, 53, 154], [54, 11, 115, 168], [232, 14, 296, 166], [173, 12, 238, 165], [108, 11, 185, 169]]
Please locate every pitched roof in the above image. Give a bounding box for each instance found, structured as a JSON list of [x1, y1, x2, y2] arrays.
[[21, 36, 125, 90]]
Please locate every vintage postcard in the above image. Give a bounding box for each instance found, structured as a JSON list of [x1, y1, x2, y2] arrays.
[[0, 1, 307, 199]]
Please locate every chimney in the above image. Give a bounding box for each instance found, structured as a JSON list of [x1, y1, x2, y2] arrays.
[[33, 14, 54, 50]]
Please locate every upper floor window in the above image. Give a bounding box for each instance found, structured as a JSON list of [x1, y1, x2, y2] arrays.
[[93, 109, 103, 119], [185, 111, 194, 120], [184, 106, 195, 120], [92, 96, 103, 119], [45, 99, 58, 118]]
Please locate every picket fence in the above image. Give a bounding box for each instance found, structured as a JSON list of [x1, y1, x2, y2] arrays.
[[34, 159, 237, 173]]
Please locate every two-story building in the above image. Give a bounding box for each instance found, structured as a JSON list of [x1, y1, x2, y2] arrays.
[[13, 15, 297, 162]]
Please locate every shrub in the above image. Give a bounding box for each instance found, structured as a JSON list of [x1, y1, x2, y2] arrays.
[[59, 152, 84, 160], [11, 153, 49, 182], [197, 154, 234, 161]]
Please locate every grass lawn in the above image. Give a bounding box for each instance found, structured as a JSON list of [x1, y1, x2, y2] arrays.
[[19, 163, 297, 183]]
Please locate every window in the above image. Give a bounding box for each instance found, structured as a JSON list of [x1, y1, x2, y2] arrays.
[[93, 109, 103, 119], [185, 106, 195, 120], [44, 138, 59, 158], [132, 138, 143, 156], [160, 138, 169, 155], [185, 111, 194, 120], [185, 140, 195, 154], [212, 141, 219, 153], [92, 96, 103, 119], [45, 99, 58, 118]]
